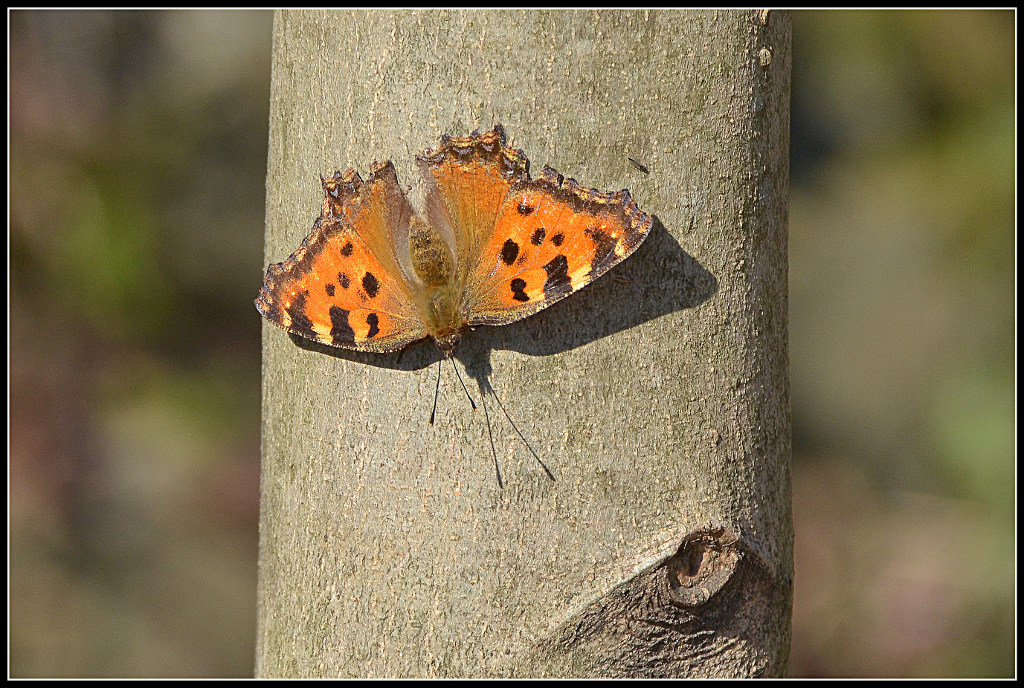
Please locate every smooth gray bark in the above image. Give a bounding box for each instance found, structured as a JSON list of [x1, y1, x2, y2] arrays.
[[256, 9, 791, 678]]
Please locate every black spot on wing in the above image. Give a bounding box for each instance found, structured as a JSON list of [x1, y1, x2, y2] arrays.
[[530, 228, 546, 246], [329, 305, 355, 345], [340, 242, 354, 257], [285, 290, 316, 340], [551, 232, 565, 247], [501, 238, 520, 266], [585, 226, 618, 274], [542, 255, 572, 299], [338, 272, 350, 289], [362, 272, 379, 298], [510, 278, 530, 302], [517, 201, 535, 215], [325, 283, 336, 297], [365, 313, 380, 338]]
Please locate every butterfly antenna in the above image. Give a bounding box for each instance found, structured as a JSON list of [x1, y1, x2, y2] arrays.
[[429, 357, 443, 426], [491, 388, 556, 481], [479, 392, 504, 489], [450, 358, 477, 411]]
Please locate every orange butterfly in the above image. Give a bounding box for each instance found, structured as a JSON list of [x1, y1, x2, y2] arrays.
[[255, 125, 652, 357]]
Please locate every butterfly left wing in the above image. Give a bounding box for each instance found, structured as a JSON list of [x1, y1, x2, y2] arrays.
[[462, 165, 653, 326], [255, 166, 430, 353]]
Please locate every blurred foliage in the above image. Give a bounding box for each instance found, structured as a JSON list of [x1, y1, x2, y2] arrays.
[[788, 9, 1014, 677], [7, 9, 1015, 678], [10, 10, 271, 676]]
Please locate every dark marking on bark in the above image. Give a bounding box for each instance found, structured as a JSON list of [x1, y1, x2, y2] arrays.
[[665, 527, 742, 608]]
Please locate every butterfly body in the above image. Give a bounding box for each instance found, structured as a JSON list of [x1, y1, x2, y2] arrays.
[[404, 217, 464, 354], [256, 126, 653, 356]]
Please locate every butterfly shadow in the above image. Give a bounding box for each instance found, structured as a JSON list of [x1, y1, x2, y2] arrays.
[[289, 217, 717, 389]]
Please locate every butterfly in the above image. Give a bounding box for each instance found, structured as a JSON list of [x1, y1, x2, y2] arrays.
[[255, 125, 652, 358]]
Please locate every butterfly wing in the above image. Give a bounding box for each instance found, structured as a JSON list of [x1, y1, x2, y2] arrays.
[[416, 125, 530, 293], [420, 126, 652, 327], [255, 164, 429, 353], [463, 166, 652, 325]]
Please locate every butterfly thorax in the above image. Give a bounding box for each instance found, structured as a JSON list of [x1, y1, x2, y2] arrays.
[[408, 215, 464, 355]]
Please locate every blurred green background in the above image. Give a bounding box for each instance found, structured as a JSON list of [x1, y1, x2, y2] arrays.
[[9, 10, 1014, 678]]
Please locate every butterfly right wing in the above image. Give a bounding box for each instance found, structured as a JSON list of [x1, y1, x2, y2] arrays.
[[416, 125, 530, 289], [255, 165, 429, 353], [463, 166, 652, 326], [416, 125, 652, 328]]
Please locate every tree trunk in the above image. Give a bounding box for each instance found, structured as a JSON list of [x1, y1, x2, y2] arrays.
[[256, 9, 791, 678]]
